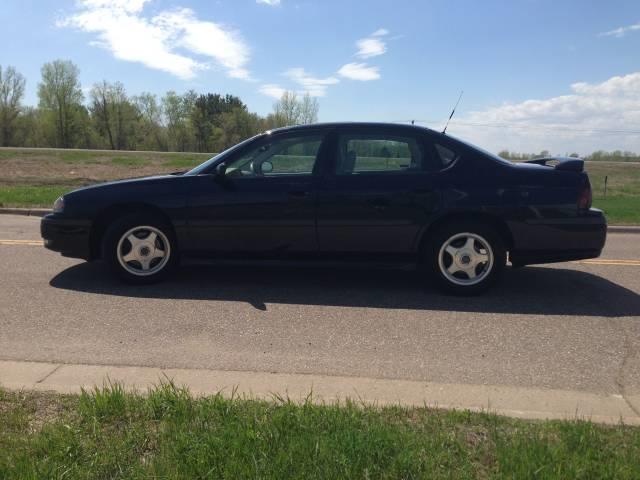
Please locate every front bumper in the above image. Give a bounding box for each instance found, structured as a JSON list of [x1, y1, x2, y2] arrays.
[[509, 208, 607, 266], [41, 214, 92, 260]]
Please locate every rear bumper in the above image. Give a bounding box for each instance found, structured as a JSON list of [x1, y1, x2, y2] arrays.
[[41, 214, 92, 260], [509, 208, 607, 266]]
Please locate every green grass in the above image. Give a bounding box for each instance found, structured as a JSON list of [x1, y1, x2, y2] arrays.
[[592, 196, 640, 224], [162, 157, 203, 168], [0, 185, 73, 207], [586, 162, 640, 224], [1, 383, 639, 479], [110, 156, 150, 167]]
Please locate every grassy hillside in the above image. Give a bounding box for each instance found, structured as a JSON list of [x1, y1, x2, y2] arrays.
[[1, 147, 638, 224]]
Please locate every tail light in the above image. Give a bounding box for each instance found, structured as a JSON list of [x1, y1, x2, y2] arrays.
[[578, 178, 592, 210]]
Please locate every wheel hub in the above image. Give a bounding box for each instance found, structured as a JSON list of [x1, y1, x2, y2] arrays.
[[438, 232, 494, 286], [458, 253, 472, 265], [116, 226, 171, 277]]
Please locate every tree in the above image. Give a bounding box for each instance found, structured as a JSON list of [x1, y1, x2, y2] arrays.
[[299, 93, 319, 124], [0, 65, 26, 146], [90, 81, 116, 149], [215, 108, 261, 151], [90, 81, 138, 150], [272, 91, 301, 127], [191, 93, 246, 152], [162, 91, 196, 152], [37, 60, 84, 148], [271, 91, 319, 127], [132, 92, 166, 151]]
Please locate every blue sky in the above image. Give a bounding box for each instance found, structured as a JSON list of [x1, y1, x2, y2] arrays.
[[1, 0, 639, 153]]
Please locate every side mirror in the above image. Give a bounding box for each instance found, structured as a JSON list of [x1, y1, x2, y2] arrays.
[[261, 161, 273, 174], [214, 162, 227, 177]]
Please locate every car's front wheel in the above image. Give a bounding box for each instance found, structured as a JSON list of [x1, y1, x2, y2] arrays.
[[102, 214, 178, 284], [425, 221, 506, 295]]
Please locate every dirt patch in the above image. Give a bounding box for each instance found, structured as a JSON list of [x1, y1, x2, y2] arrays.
[[1, 149, 214, 186], [0, 389, 75, 434]]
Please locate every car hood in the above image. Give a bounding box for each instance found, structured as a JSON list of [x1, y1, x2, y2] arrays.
[[66, 174, 180, 195]]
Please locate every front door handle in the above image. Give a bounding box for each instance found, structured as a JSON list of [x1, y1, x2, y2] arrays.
[[288, 190, 310, 198]]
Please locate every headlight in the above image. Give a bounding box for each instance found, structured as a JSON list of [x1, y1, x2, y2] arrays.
[[53, 196, 65, 213]]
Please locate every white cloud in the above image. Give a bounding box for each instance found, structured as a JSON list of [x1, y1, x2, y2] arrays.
[[439, 72, 640, 153], [355, 38, 386, 59], [355, 29, 388, 58], [257, 0, 281, 5], [58, 0, 251, 80], [284, 67, 339, 97], [259, 84, 286, 99], [258, 28, 388, 98], [337, 62, 380, 81], [599, 21, 640, 38]]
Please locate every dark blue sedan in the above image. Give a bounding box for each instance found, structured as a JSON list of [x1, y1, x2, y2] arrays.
[[41, 122, 607, 294]]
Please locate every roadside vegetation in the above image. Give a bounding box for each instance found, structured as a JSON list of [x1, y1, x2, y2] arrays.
[[1, 383, 640, 479], [1, 60, 639, 223], [1, 147, 639, 224], [0, 61, 317, 153]]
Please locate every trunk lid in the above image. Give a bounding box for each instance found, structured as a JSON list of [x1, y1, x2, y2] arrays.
[[524, 156, 584, 172]]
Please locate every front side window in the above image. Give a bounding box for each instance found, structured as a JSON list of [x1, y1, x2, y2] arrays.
[[225, 134, 324, 178], [335, 134, 423, 175]]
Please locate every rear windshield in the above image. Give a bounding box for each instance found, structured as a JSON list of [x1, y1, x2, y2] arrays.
[[445, 134, 513, 165]]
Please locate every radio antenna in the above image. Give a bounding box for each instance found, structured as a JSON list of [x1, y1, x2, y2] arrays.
[[442, 90, 463, 134]]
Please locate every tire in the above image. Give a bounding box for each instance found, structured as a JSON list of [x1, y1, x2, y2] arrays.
[[102, 213, 178, 284], [424, 221, 506, 295]]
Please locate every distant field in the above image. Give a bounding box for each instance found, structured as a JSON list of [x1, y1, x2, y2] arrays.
[[1, 147, 638, 224]]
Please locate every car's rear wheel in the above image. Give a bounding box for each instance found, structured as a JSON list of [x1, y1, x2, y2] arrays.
[[425, 221, 506, 295], [102, 214, 178, 284]]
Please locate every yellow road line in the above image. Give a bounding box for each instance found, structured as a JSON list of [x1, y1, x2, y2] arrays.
[[575, 259, 640, 266], [0, 239, 639, 267], [0, 239, 42, 246]]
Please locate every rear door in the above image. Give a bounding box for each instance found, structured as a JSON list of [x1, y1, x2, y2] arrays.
[[316, 126, 440, 254]]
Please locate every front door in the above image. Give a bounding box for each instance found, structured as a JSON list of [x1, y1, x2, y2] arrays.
[[187, 132, 327, 256]]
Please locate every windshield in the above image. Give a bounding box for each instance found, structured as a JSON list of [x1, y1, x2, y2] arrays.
[[185, 133, 266, 175]]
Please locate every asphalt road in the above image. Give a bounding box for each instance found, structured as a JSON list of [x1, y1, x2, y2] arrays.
[[1, 214, 639, 407]]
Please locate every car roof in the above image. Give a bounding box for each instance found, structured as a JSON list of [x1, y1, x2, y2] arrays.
[[268, 122, 439, 135]]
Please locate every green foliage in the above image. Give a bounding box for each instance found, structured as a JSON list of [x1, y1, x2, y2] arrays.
[[0, 65, 26, 147], [592, 196, 640, 224], [0, 185, 71, 207], [2, 384, 640, 479], [37, 60, 85, 148]]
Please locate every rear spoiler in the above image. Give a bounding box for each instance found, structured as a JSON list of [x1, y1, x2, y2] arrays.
[[524, 157, 584, 172]]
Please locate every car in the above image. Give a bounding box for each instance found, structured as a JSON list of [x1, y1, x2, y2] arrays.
[[41, 122, 607, 295]]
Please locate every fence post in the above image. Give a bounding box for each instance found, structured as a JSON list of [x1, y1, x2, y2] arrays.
[[604, 175, 608, 198]]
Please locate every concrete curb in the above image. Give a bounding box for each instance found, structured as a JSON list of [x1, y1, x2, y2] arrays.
[[1, 359, 639, 425], [0, 207, 50, 217], [607, 225, 640, 234], [0, 208, 638, 233]]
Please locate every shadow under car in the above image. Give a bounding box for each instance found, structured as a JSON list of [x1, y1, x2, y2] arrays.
[[48, 261, 640, 317]]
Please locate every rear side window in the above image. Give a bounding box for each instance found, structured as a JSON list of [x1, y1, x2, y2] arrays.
[[434, 143, 459, 168], [335, 134, 423, 175]]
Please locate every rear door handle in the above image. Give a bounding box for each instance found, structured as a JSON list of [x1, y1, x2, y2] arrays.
[[368, 197, 390, 209]]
